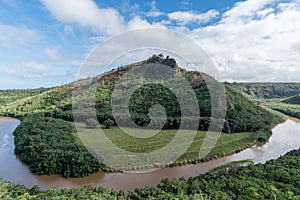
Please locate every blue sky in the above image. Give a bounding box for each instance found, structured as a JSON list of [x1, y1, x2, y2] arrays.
[[0, 0, 299, 89]]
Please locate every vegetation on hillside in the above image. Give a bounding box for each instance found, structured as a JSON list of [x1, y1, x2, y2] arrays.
[[261, 98, 300, 119], [0, 85, 73, 120], [0, 88, 50, 106], [283, 94, 300, 104], [229, 82, 300, 99], [1, 56, 284, 133], [1, 148, 299, 199], [229, 82, 300, 119]]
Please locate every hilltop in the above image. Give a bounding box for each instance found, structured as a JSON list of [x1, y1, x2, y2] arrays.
[[0, 54, 284, 133]]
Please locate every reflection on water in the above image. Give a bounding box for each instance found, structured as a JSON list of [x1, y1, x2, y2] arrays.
[[228, 120, 300, 164], [0, 118, 299, 191]]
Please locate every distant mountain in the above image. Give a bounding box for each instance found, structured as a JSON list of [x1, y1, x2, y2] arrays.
[[0, 55, 284, 133]]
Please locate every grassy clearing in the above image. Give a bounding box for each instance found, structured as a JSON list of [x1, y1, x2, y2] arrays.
[[75, 123, 255, 170]]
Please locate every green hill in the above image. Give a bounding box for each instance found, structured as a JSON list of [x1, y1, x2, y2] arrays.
[[0, 55, 286, 176], [282, 94, 300, 104], [0, 55, 284, 133]]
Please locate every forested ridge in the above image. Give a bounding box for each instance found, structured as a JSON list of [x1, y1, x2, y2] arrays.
[[1, 148, 299, 199]]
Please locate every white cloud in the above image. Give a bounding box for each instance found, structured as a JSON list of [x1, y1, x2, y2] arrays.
[[146, 10, 164, 17], [0, 24, 42, 48], [40, 0, 167, 35], [21, 60, 48, 73], [168, 10, 219, 25], [188, 0, 300, 82], [38, 0, 300, 82], [40, 0, 125, 35], [127, 16, 166, 30], [2, 61, 48, 80], [221, 0, 278, 24], [44, 47, 62, 60], [3, 68, 22, 78], [63, 25, 75, 36], [146, 0, 164, 17]]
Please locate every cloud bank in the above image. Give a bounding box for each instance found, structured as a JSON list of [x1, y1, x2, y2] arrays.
[[40, 0, 300, 82], [191, 0, 300, 81]]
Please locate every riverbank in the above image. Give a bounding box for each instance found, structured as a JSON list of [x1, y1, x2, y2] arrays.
[[13, 114, 270, 177], [1, 147, 299, 199], [288, 115, 300, 123]]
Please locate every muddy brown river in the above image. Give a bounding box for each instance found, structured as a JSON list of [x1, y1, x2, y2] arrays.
[[0, 117, 299, 190]]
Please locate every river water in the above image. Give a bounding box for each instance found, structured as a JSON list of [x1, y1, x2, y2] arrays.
[[0, 117, 299, 190]]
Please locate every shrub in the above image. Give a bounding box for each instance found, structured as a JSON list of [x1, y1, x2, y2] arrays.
[[104, 119, 114, 129]]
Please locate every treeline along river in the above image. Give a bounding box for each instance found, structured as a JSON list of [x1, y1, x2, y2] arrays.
[[0, 117, 300, 190]]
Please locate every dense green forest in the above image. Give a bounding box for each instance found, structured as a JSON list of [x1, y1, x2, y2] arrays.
[[13, 114, 109, 177], [1, 148, 299, 199]]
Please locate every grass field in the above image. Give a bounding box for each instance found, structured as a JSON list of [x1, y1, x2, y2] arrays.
[[75, 123, 255, 170]]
